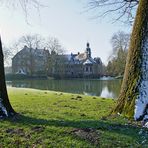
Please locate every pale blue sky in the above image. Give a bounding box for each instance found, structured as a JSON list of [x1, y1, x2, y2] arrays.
[[0, 0, 131, 64]]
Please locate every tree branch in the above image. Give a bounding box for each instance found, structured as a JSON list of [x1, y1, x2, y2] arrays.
[[87, 0, 138, 23]]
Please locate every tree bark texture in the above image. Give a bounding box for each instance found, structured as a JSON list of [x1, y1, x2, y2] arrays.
[[0, 37, 15, 118], [113, 0, 148, 121]]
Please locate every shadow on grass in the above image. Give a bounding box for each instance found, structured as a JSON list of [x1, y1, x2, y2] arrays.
[[6, 114, 141, 138]]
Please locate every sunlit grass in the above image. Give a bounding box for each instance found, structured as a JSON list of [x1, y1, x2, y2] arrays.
[[0, 87, 147, 147]]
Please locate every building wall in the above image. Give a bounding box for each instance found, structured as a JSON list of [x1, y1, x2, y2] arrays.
[[12, 44, 103, 78], [12, 46, 49, 76], [50, 61, 102, 78]]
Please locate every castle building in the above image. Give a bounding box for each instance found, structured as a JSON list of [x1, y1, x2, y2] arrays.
[[49, 43, 103, 78], [12, 43, 103, 78]]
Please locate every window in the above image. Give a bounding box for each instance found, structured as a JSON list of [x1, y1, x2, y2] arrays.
[[86, 67, 88, 72], [90, 67, 92, 72]]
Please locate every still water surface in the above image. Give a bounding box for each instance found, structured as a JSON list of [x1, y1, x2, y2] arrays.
[[6, 79, 122, 99]]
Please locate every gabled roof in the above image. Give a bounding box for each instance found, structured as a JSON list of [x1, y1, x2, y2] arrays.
[[57, 52, 97, 65], [83, 58, 96, 65], [75, 53, 87, 61]]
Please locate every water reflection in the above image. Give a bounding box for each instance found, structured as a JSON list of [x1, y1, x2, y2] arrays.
[[100, 87, 114, 98], [6, 79, 122, 98]]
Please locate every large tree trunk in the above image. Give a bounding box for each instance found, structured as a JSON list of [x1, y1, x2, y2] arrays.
[[0, 37, 15, 118], [113, 0, 148, 121]]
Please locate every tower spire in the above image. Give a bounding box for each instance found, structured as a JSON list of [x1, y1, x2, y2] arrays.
[[86, 42, 91, 57]]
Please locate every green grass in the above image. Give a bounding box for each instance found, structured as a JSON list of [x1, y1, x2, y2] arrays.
[[0, 87, 148, 147]]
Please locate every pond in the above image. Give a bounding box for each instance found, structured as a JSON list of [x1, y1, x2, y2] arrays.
[[6, 79, 122, 99]]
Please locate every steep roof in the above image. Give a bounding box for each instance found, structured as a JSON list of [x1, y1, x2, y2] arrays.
[[83, 58, 96, 65], [57, 51, 97, 65], [12, 46, 49, 60], [75, 53, 87, 61]]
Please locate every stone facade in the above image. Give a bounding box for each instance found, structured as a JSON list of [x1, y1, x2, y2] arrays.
[[49, 43, 103, 78], [12, 46, 49, 76]]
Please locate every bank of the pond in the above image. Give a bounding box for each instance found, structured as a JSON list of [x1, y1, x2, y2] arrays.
[[0, 88, 147, 147], [6, 78, 122, 98]]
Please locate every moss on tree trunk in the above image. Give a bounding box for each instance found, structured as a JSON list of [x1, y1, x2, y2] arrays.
[[113, 0, 148, 119]]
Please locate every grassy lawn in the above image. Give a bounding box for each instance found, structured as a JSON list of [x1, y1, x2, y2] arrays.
[[0, 87, 148, 147]]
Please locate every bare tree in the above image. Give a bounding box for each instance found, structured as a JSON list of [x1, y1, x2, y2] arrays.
[[10, 34, 45, 52], [107, 31, 129, 76], [0, 0, 42, 22], [45, 37, 66, 77], [88, 0, 148, 125], [10, 34, 65, 54], [46, 37, 66, 54], [87, 0, 139, 23], [3, 45, 12, 66], [109, 31, 129, 59], [18, 34, 45, 49]]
